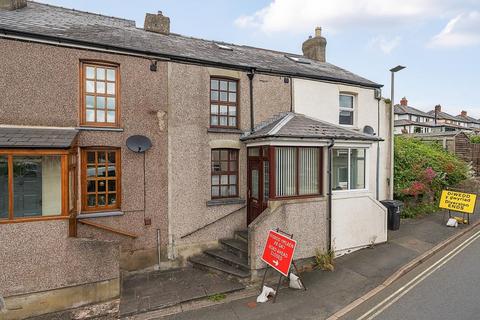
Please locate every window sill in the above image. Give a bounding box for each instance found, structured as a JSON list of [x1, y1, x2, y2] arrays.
[[207, 127, 244, 134], [206, 198, 246, 207], [77, 126, 124, 132], [77, 211, 124, 219], [0, 216, 68, 224]]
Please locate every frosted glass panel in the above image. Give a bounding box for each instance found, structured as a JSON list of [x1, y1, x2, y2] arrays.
[[275, 147, 296, 197], [299, 148, 319, 195]]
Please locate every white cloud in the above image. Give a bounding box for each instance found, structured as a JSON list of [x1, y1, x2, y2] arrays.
[[429, 11, 480, 47], [369, 35, 402, 54], [234, 0, 472, 34]]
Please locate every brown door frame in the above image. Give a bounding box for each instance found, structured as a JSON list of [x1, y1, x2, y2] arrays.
[[247, 146, 270, 225]]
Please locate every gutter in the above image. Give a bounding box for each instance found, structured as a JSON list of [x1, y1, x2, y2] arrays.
[[247, 70, 255, 132], [0, 29, 382, 89], [327, 139, 335, 252]]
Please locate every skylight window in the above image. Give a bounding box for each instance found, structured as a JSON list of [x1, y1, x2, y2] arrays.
[[215, 43, 233, 51], [285, 55, 311, 64]]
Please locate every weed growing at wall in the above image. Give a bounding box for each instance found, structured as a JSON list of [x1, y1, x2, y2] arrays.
[[470, 135, 480, 144], [394, 136, 471, 218]]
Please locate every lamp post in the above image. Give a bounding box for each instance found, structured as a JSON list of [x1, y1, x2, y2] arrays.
[[389, 65, 406, 199]]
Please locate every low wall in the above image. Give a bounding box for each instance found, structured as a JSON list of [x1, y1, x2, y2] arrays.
[[332, 193, 387, 256], [248, 198, 328, 270], [0, 220, 120, 318]]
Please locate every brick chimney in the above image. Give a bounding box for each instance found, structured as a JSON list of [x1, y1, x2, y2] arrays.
[[435, 105, 442, 113], [0, 0, 26, 10], [144, 11, 170, 35], [400, 97, 408, 106], [302, 27, 327, 62], [461, 110, 467, 117]]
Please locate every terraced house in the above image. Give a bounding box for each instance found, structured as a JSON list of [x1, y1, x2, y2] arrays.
[[0, 1, 392, 318]]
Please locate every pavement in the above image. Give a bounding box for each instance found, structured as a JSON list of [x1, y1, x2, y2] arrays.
[[132, 208, 480, 320], [120, 267, 246, 317], [339, 223, 480, 319]]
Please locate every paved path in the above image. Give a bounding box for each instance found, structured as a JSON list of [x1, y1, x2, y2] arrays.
[[340, 225, 480, 320], [146, 210, 479, 320]]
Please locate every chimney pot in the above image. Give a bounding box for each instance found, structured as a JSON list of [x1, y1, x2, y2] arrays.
[[144, 11, 170, 35], [400, 97, 408, 106], [0, 0, 26, 10], [302, 27, 327, 62]]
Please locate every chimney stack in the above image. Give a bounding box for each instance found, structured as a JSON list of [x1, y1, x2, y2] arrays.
[[0, 0, 26, 10], [302, 27, 327, 62], [435, 105, 442, 113], [400, 97, 408, 106], [461, 110, 467, 117], [144, 11, 170, 35]]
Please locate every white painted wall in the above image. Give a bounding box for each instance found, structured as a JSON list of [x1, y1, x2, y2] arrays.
[[293, 78, 391, 255]]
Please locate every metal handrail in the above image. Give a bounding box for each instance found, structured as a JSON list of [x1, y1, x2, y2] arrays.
[[180, 205, 246, 239]]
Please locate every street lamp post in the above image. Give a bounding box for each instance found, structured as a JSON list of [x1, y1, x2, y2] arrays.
[[389, 65, 405, 200]]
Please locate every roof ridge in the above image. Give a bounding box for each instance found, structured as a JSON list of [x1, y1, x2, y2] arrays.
[[268, 113, 295, 135], [28, 1, 136, 26]]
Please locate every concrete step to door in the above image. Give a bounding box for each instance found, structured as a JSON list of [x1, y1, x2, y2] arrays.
[[188, 254, 250, 278], [220, 238, 248, 258], [235, 230, 248, 243], [204, 248, 249, 270]]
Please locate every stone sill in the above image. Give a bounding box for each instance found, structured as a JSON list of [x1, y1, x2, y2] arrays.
[[207, 127, 244, 134], [77, 211, 124, 219], [77, 126, 124, 132], [206, 198, 246, 207]]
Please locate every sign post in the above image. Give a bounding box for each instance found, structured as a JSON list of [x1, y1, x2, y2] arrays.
[[260, 229, 306, 302], [439, 189, 477, 224]]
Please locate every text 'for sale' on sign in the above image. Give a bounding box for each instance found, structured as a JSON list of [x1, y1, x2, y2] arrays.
[[261, 230, 297, 277], [439, 190, 477, 214]]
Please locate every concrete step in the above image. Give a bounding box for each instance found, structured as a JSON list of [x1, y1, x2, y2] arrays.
[[205, 248, 249, 270], [235, 230, 248, 243], [188, 254, 250, 278], [220, 238, 248, 258]]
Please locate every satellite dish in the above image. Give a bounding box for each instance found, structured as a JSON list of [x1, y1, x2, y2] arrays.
[[363, 125, 376, 135], [126, 135, 152, 153]]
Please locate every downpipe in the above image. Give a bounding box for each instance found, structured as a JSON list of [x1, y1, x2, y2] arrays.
[[327, 139, 335, 252]]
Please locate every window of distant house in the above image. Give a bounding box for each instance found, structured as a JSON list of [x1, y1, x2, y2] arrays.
[[211, 149, 238, 198], [0, 151, 74, 222], [81, 149, 121, 212], [210, 78, 238, 128], [81, 62, 119, 127], [339, 94, 354, 125], [332, 148, 366, 191], [275, 147, 321, 197]]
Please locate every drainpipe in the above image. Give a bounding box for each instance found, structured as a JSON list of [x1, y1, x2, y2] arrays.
[[376, 98, 381, 200], [327, 139, 335, 252], [247, 69, 255, 132]]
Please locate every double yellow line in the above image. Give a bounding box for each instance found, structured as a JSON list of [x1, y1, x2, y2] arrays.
[[357, 229, 480, 320]]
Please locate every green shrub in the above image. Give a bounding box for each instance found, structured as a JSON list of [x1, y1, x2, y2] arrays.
[[394, 136, 471, 217], [470, 135, 480, 144]]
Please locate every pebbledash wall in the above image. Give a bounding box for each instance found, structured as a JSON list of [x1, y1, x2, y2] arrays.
[[0, 37, 169, 316], [167, 63, 292, 262]]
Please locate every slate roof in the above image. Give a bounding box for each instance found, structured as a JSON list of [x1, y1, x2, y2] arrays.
[[0, 126, 78, 148], [394, 105, 434, 118], [456, 114, 480, 124], [0, 1, 381, 88], [394, 119, 436, 127], [427, 110, 462, 122], [241, 113, 381, 142]]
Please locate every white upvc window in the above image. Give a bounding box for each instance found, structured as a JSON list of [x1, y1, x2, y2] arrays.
[[332, 148, 367, 191], [339, 94, 355, 126]]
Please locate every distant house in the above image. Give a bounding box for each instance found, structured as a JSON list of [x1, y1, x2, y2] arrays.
[[427, 105, 472, 132], [394, 97, 435, 134], [456, 110, 480, 131]]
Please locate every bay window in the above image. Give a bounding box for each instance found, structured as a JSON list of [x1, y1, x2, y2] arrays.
[[332, 148, 366, 191], [0, 151, 73, 222]]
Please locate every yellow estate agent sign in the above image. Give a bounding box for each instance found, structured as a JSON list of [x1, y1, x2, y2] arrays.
[[439, 190, 477, 214]]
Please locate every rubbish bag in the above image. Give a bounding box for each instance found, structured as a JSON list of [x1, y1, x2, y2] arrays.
[[446, 218, 458, 227], [289, 273, 304, 290], [256, 286, 276, 303]]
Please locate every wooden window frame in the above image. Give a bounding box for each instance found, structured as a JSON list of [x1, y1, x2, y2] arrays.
[[210, 77, 239, 129], [80, 61, 121, 128], [211, 149, 239, 199], [269, 146, 323, 200], [0, 149, 71, 224], [81, 148, 121, 213]]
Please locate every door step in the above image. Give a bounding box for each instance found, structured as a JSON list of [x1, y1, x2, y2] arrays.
[[235, 230, 248, 242], [205, 248, 249, 270], [188, 254, 250, 278], [220, 238, 248, 258]]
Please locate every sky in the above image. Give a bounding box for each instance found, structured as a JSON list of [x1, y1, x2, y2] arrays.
[[38, 0, 480, 118]]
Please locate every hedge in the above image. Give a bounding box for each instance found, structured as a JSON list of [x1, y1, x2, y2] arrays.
[[394, 136, 471, 218]]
